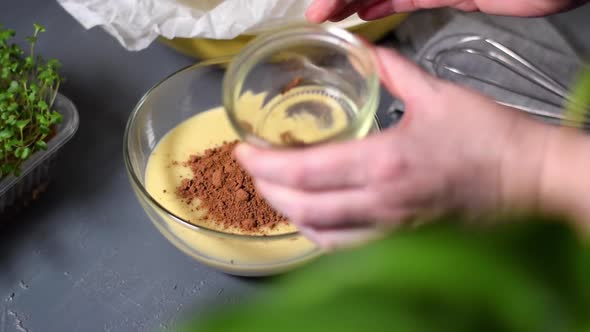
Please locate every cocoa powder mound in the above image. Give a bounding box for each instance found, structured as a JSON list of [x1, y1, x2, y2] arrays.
[[176, 141, 288, 233]]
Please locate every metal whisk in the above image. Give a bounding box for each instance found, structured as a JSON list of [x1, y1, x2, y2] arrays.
[[386, 34, 583, 125]]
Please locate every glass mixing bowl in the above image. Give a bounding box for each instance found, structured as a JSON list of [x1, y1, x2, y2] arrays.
[[124, 53, 385, 276], [124, 58, 326, 277]]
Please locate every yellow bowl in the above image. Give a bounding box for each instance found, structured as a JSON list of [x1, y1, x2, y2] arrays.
[[159, 14, 407, 59]]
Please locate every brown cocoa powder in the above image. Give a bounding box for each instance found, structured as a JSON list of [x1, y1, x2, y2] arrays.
[[176, 141, 288, 233]]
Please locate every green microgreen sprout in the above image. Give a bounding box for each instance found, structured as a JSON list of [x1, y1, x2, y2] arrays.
[[0, 23, 63, 178]]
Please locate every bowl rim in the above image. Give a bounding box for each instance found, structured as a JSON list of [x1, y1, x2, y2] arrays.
[[123, 57, 309, 241]]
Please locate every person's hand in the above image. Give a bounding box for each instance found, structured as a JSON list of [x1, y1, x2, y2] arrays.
[[305, 0, 588, 23], [235, 48, 552, 249]]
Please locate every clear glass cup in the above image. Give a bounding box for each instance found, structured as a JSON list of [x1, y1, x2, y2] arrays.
[[223, 25, 380, 147]]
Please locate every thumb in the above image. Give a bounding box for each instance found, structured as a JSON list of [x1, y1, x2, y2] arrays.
[[374, 47, 441, 108]]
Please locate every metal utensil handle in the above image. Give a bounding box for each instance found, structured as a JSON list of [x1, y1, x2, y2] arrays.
[[479, 38, 571, 101]]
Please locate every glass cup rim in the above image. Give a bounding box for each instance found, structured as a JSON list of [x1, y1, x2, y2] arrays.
[[223, 24, 380, 147], [123, 58, 303, 241]]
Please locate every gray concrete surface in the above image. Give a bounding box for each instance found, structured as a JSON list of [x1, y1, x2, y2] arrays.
[[0, 1, 589, 331]]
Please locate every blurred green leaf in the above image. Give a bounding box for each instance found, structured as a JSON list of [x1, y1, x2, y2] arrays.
[[178, 216, 590, 332], [564, 64, 590, 127]]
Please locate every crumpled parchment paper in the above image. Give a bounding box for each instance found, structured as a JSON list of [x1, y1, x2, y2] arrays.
[[57, 0, 364, 51]]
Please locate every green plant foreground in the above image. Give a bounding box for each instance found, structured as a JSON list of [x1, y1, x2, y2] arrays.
[[179, 216, 590, 332], [564, 64, 590, 127], [0, 24, 63, 178]]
